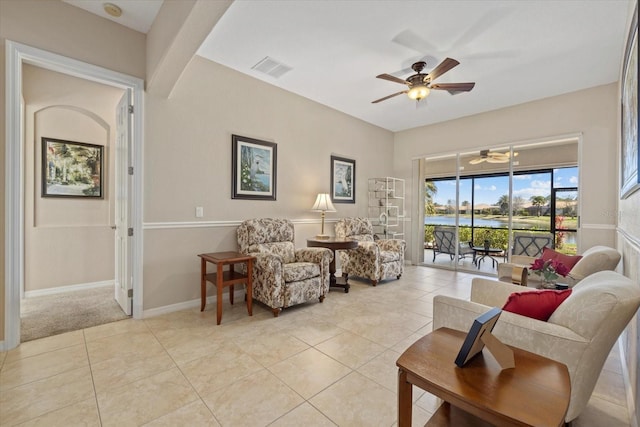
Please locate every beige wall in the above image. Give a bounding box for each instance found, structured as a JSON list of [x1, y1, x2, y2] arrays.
[[22, 65, 124, 292], [0, 0, 146, 340], [394, 84, 620, 259], [143, 56, 394, 310]]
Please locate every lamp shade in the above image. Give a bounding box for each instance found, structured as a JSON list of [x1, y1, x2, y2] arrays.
[[311, 193, 336, 212]]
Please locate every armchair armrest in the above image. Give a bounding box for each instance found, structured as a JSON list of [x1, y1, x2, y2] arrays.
[[434, 294, 589, 368], [470, 277, 535, 307], [376, 238, 406, 253], [351, 241, 380, 259], [252, 252, 284, 286], [295, 247, 333, 265]]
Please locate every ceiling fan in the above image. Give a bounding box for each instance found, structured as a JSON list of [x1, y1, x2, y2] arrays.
[[372, 58, 475, 104], [469, 150, 518, 165]]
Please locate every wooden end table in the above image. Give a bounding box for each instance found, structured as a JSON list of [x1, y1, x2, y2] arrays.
[[397, 327, 570, 427], [307, 238, 358, 293], [198, 251, 255, 325]]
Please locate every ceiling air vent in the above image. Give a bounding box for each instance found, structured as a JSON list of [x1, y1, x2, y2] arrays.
[[251, 56, 292, 79]]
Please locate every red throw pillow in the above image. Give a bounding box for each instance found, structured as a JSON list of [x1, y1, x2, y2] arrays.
[[502, 289, 572, 321], [541, 247, 582, 271]]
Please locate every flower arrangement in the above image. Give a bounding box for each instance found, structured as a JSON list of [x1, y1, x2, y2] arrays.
[[530, 258, 570, 284]]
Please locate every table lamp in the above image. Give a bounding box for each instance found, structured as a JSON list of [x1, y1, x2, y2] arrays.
[[311, 193, 336, 239]]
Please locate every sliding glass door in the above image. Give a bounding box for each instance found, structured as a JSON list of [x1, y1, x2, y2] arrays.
[[421, 140, 579, 273]]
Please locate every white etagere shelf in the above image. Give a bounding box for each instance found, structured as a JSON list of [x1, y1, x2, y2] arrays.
[[367, 177, 405, 240]]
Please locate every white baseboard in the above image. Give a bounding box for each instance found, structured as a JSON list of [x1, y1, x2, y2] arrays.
[[142, 288, 247, 319], [24, 281, 114, 298]]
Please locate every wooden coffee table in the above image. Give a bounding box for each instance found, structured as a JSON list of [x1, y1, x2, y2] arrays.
[[198, 251, 255, 325], [307, 238, 358, 293], [396, 327, 570, 427]]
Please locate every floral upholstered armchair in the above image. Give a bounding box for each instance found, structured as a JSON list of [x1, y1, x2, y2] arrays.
[[237, 218, 333, 317], [334, 217, 405, 286]]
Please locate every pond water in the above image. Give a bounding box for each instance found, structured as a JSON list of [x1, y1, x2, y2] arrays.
[[424, 215, 576, 244], [425, 216, 526, 228]]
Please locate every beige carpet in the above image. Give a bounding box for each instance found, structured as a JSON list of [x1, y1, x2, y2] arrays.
[[21, 285, 129, 342]]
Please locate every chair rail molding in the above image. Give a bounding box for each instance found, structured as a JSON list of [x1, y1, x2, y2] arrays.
[[143, 218, 337, 229]]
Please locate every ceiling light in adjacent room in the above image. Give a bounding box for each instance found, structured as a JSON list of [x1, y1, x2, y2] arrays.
[[103, 3, 122, 18]]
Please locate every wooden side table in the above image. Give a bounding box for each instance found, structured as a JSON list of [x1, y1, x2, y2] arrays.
[[307, 238, 358, 293], [396, 327, 570, 427], [198, 251, 255, 325]]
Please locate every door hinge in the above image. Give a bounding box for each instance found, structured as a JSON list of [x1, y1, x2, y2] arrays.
[[128, 228, 134, 237], [128, 105, 134, 114], [128, 166, 134, 175], [127, 288, 133, 298]]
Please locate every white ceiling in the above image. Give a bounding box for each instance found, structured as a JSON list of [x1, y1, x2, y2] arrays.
[[66, 0, 633, 132], [62, 0, 162, 33]]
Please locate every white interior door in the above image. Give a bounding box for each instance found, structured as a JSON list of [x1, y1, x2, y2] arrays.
[[115, 89, 132, 315]]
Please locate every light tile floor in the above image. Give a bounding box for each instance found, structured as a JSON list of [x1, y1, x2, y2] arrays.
[[0, 266, 631, 426]]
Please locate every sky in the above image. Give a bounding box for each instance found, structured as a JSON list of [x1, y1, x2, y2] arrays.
[[430, 167, 578, 206]]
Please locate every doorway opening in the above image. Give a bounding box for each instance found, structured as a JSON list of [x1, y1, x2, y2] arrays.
[[4, 41, 144, 351]]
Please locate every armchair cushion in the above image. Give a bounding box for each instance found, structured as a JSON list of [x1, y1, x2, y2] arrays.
[[283, 262, 320, 282], [502, 289, 572, 321]]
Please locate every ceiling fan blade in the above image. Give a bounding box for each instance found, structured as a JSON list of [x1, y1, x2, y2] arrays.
[[430, 82, 476, 94], [486, 157, 509, 164], [469, 158, 486, 165], [372, 90, 408, 104], [426, 57, 459, 81], [376, 73, 408, 85]]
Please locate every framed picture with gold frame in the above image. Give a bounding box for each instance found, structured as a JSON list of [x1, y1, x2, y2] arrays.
[[621, 4, 638, 199]]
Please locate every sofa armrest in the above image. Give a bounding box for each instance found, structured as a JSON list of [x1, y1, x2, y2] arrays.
[[470, 277, 535, 307]]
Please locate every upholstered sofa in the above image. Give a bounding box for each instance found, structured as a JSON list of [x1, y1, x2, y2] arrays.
[[334, 217, 405, 286], [433, 271, 640, 422], [237, 218, 333, 316], [498, 245, 621, 287]]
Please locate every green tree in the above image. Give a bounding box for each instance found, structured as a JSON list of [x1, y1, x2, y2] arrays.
[[497, 194, 509, 215], [424, 181, 438, 215], [530, 195, 547, 216], [513, 196, 525, 215]]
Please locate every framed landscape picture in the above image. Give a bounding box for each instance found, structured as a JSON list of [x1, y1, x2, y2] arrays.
[[331, 155, 355, 203], [232, 134, 277, 200], [621, 4, 639, 199], [41, 137, 103, 198]]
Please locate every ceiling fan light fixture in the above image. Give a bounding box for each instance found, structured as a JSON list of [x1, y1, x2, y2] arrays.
[[407, 85, 430, 101]]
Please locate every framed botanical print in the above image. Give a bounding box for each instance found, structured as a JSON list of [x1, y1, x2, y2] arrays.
[[232, 134, 277, 200], [331, 155, 355, 203]]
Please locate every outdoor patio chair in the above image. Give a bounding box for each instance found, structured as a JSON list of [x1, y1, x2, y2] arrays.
[[432, 226, 475, 262], [511, 231, 554, 258]]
